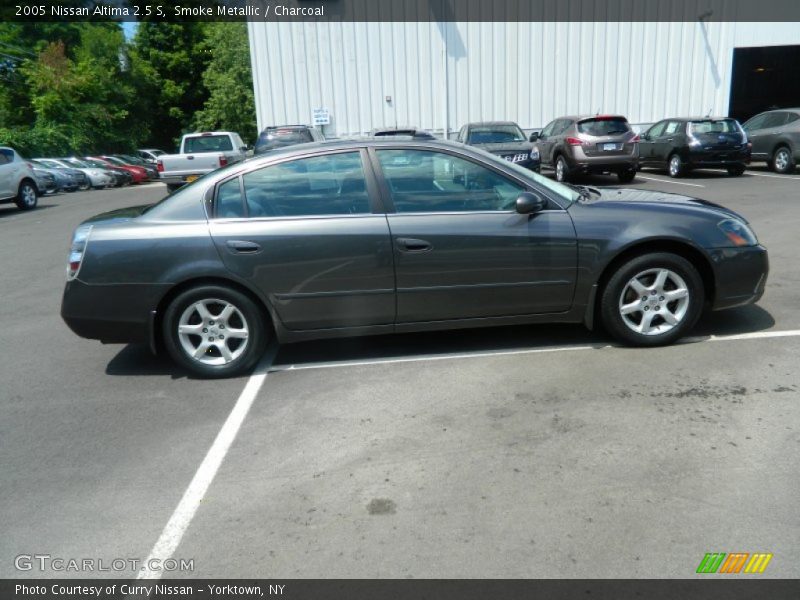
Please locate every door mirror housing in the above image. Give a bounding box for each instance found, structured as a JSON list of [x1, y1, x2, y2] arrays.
[[641, 133, 651, 141], [528, 131, 540, 142], [515, 192, 546, 215]]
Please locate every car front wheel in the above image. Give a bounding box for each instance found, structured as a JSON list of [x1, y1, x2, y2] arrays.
[[555, 155, 571, 183], [727, 165, 746, 176], [600, 252, 704, 346], [15, 181, 38, 210], [163, 285, 268, 378]]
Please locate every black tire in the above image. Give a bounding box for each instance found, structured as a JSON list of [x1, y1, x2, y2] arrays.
[[555, 154, 571, 183], [79, 182, 91, 191], [600, 252, 704, 347], [163, 285, 268, 378], [617, 168, 636, 183], [667, 153, 684, 178], [166, 183, 182, 193], [772, 146, 795, 174], [14, 180, 38, 211], [727, 165, 745, 176]]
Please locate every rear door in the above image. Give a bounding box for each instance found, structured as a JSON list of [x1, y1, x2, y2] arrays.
[[536, 120, 558, 164], [750, 112, 788, 157], [209, 148, 396, 331], [0, 149, 14, 198], [371, 146, 577, 323]]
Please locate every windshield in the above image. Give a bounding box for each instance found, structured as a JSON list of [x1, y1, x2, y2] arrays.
[[470, 146, 580, 206], [83, 159, 110, 168], [104, 156, 127, 165], [467, 125, 526, 144], [577, 117, 630, 136], [688, 119, 742, 135], [64, 158, 90, 168], [255, 129, 313, 152], [37, 159, 62, 168]]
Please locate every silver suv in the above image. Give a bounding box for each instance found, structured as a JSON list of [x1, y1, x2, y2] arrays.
[[742, 108, 799, 174], [532, 115, 639, 183], [0, 147, 39, 211]]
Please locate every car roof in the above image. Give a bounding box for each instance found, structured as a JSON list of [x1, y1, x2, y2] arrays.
[[465, 121, 521, 127], [261, 125, 314, 131], [243, 137, 468, 160]]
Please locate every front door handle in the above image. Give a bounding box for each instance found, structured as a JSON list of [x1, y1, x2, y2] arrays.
[[226, 240, 261, 253], [396, 237, 433, 253]]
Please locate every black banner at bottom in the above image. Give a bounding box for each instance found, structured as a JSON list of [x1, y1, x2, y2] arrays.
[[3, 579, 800, 600]]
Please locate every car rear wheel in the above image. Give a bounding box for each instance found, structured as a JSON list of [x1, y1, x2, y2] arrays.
[[617, 168, 636, 183], [772, 146, 795, 174], [727, 165, 746, 176], [667, 154, 684, 178], [163, 285, 268, 378], [600, 252, 704, 347], [14, 181, 38, 211], [555, 155, 571, 183]]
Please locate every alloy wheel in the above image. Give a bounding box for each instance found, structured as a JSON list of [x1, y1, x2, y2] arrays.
[[556, 158, 565, 181], [774, 148, 790, 172], [177, 298, 250, 366], [618, 268, 690, 336], [669, 155, 681, 177], [21, 185, 36, 207]]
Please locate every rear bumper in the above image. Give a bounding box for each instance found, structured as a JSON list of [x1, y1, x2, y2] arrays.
[[567, 149, 639, 172], [709, 245, 769, 310], [61, 279, 169, 344], [159, 174, 203, 186], [686, 148, 750, 167]]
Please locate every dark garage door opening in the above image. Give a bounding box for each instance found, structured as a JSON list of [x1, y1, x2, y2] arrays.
[[729, 45, 800, 123]]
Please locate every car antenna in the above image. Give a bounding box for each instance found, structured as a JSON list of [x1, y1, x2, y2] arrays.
[[705, 108, 713, 118]]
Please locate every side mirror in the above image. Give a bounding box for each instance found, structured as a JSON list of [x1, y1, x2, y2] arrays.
[[641, 133, 650, 141], [515, 192, 546, 215], [528, 131, 540, 142]]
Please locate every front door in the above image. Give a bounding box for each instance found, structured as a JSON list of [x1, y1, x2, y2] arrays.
[[371, 147, 577, 323], [209, 149, 396, 331]]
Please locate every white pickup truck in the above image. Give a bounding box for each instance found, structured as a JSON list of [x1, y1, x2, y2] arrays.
[[157, 131, 248, 192]]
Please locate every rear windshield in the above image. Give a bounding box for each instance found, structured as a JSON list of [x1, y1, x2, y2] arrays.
[[255, 129, 313, 152], [688, 119, 742, 135], [576, 118, 630, 136], [184, 135, 234, 153], [467, 125, 525, 144]]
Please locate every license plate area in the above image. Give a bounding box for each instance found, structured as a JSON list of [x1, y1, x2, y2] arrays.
[[601, 143, 619, 151], [185, 175, 199, 183]]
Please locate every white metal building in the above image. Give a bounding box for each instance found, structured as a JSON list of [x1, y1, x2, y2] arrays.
[[248, 20, 800, 138]]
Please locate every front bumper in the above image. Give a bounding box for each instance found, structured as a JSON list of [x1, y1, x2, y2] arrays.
[[708, 244, 769, 310]]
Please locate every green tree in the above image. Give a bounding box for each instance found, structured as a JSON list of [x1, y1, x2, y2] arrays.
[[193, 22, 257, 144]]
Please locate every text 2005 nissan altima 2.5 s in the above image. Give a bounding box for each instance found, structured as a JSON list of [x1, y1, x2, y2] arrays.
[[61, 139, 768, 378]]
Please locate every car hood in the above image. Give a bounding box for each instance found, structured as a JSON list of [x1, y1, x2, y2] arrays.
[[473, 142, 534, 153], [583, 187, 744, 220], [83, 204, 152, 225]]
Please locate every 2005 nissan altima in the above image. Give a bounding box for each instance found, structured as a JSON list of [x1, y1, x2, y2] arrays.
[[61, 139, 768, 378]]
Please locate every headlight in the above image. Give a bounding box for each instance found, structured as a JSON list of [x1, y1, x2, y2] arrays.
[[67, 224, 92, 280], [718, 218, 757, 247], [530, 148, 540, 160]]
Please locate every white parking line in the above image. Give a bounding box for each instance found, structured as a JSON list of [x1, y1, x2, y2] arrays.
[[271, 328, 800, 372], [636, 175, 705, 188], [708, 169, 800, 181], [137, 349, 276, 580]]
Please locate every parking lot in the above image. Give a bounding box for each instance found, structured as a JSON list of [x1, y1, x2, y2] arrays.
[[1, 168, 798, 579]]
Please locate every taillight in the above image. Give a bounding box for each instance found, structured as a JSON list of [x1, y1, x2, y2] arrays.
[[157, 159, 164, 172], [67, 225, 92, 280], [565, 137, 586, 146], [629, 134, 640, 143], [219, 155, 228, 167]]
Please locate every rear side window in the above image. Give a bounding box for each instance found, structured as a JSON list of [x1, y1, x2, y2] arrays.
[[216, 178, 245, 218], [240, 152, 370, 217], [255, 128, 313, 153], [577, 118, 630, 136], [786, 113, 800, 125], [184, 135, 233, 153]]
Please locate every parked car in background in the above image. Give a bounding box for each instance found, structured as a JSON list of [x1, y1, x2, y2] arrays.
[[370, 126, 436, 140], [0, 146, 39, 210], [30, 159, 89, 191], [254, 125, 324, 155], [114, 154, 159, 180], [742, 108, 799, 174], [639, 117, 750, 177], [30, 161, 74, 192], [87, 156, 148, 184], [533, 115, 639, 183], [137, 148, 167, 164], [31, 165, 57, 195], [74, 158, 132, 187], [42, 158, 115, 189], [61, 139, 768, 377], [158, 131, 248, 192], [456, 121, 540, 172]]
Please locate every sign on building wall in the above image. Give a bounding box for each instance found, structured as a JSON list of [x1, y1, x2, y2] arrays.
[[312, 108, 331, 126]]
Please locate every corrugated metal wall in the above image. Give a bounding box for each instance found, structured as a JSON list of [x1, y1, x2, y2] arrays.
[[248, 20, 799, 138]]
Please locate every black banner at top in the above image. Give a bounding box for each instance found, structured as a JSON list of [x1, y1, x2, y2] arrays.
[[3, 0, 800, 22]]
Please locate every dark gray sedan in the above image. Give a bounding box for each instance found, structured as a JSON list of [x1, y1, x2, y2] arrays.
[[61, 139, 768, 378]]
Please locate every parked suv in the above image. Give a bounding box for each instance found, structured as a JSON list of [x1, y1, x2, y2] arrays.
[[0, 146, 39, 211], [639, 118, 750, 177], [532, 115, 639, 183], [742, 108, 799, 174], [254, 125, 324, 155], [457, 121, 540, 172]]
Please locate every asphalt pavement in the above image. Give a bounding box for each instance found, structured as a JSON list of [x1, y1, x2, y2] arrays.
[[0, 168, 798, 579]]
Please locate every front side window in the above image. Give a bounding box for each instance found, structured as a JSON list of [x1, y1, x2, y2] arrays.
[[539, 120, 556, 137], [647, 121, 667, 137], [664, 121, 681, 135], [241, 152, 371, 218], [376, 149, 525, 213]]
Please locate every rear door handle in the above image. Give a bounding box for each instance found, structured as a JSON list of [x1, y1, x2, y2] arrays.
[[396, 237, 433, 252], [226, 240, 261, 253]]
